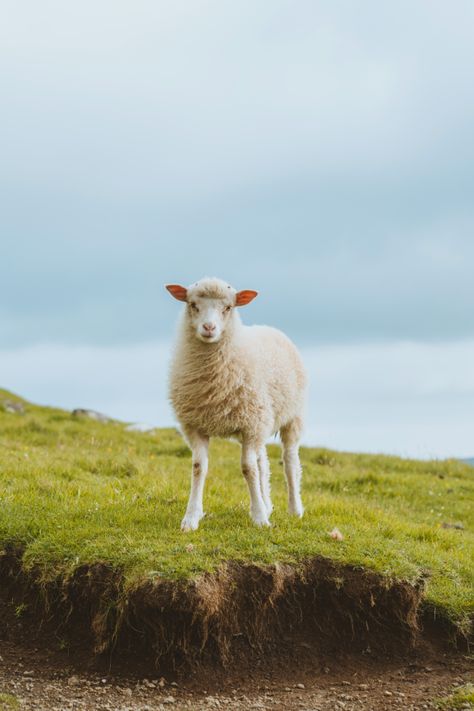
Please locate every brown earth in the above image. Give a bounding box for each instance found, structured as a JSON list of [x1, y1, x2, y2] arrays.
[[0, 636, 472, 711], [1, 547, 472, 709], [2, 547, 466, 671]]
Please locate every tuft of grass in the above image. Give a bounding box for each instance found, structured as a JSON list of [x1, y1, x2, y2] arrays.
[[436, 683, 474, 709], [0, 389, 473, 630], [0, 693, 19, 710]]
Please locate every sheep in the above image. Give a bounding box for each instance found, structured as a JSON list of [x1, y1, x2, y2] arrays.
[[166, 277, 307, 531]]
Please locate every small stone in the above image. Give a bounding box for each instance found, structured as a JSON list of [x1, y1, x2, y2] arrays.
[[72, 408, 110, 422], [158, 677, 167, 688], [329, 527, 344, 541], [384, 690, 393, 696], [163, 697, 176, 704], [125, 423, 156, 432], [123, 688, 133, 697], [296, 683, 305, 689], [67, 675, 80, 686]]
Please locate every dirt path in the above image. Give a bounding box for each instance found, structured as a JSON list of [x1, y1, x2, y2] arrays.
[[0, 639, 472, 711]]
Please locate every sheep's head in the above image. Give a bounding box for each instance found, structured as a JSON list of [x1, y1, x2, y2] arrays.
[[166, 277, 258, 344]]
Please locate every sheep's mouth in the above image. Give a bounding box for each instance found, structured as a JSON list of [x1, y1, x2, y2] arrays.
[[198, 332, 219, 342]]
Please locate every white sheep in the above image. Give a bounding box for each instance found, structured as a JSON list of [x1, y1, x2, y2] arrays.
[[166, 277, 307, 531]]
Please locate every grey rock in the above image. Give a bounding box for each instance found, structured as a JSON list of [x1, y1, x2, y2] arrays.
[[2, 399, 25, 414], [125, 423, 157, 433], [72, 408, 111, 422]]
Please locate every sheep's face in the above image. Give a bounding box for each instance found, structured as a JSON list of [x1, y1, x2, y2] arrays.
[[187, 294, 234, 343], [166, 278, 258, 345]]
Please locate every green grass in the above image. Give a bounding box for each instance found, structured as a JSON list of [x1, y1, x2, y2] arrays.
[[436, 684, 474, 709], [0, 693, 19, 710], [0, 389, 473, 631]]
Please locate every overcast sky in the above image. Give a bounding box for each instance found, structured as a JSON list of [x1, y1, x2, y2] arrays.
[[1, 2, 473, 457]]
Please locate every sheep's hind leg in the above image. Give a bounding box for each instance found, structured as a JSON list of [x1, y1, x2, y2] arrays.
[[181, 430, 209, 531], [257, 446, 273, 517], [241, 441, 270, 526], [280, 419, 304, 518]]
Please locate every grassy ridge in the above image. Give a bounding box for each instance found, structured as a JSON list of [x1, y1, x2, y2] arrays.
[[0, 389, 472, 631]]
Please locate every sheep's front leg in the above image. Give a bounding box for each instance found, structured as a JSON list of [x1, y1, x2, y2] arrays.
[[241, 442, 270, 527], [181, 431, 209, 532]]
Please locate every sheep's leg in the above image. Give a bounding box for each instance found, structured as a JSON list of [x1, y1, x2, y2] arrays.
[[257, 446, 273, 517], [241, 442, 270, 526], [281, 420, 304, 517], [181, 431, 209, 532]]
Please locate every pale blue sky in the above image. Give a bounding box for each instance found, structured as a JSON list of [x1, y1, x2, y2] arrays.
[[1, 2, 473, 456]]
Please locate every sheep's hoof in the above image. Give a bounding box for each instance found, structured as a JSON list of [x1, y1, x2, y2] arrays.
[[251, 511, 271, 527], [288, 503, 304, 518], [181, 512, 203, 531]]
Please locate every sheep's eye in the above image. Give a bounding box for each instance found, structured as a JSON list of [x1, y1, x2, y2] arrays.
[[190, 302, 199, 312], [223, 305, 232, 314]]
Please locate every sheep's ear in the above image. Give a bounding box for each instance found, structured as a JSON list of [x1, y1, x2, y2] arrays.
[[235, 290, 258, 306], [166, 284, 188, 302]]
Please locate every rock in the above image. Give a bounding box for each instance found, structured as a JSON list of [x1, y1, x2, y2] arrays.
[[67, 675, 80, 686], [441, 521, 464, 530], [125, 423, 157, 432], [296, 683, 305, 689], [2, 399, 25, 414], [329, 527, 344, 541], [163, 697, 176, 704], [72, 408, 110, 422]]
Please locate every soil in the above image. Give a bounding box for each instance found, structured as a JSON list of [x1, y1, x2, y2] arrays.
[[1, 549, 472, 709], [0, 637, 472, 711]]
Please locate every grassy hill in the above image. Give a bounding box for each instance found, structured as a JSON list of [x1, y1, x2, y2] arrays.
[[0, 388, 472, 663]]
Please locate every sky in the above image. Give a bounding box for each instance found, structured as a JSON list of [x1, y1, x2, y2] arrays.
[[1, 1, 473, 458]]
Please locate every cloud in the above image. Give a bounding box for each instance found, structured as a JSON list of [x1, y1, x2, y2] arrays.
[[0, 1, 473, 347], [2, 2, 474, 200]]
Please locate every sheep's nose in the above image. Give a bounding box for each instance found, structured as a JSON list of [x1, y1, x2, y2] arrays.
[[203, 322, 216, 333]]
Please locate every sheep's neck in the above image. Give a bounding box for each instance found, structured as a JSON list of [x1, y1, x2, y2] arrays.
[[182, 319, 239, 377]]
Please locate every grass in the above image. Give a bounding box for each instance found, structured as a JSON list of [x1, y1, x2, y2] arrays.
[[0, 693, 19, 711], [0, 389, 473, 633], [436, 684, 474, 709]]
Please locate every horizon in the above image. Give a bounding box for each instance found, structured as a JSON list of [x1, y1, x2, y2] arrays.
[[2, 335, 474, 460]]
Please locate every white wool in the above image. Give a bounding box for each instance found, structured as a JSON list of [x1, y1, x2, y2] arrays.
[[167, 276, 307, 530]]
